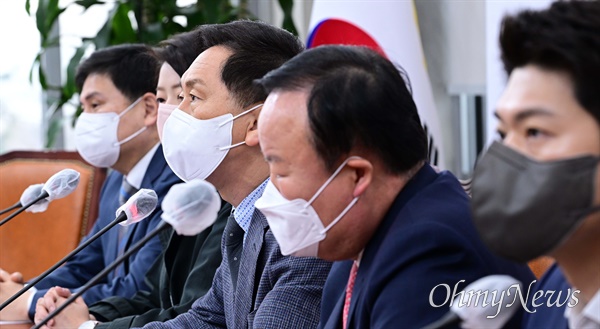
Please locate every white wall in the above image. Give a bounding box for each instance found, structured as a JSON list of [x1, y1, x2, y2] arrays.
[[0, 1, 43, 153]]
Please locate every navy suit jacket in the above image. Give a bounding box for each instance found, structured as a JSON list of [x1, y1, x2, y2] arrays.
[[522, 264, 571, 328], [141, 209, 333, 329], [319, 164, 535, 329], [29, 145, 181, 319]]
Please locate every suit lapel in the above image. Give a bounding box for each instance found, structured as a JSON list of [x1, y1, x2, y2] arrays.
[[324, 293, 346, 329], [120, 145, 163, 272], [234, 210, 267, 324], [140, 145, 165, 188]]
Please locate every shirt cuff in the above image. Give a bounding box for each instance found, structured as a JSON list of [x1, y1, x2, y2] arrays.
[[26, 286, 38, 311]]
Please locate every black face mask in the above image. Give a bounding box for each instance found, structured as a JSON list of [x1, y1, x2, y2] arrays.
[[471, 141, 600, 263]]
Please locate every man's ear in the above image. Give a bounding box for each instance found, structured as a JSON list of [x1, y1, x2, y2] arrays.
[[142, 92, 158, 127], [245, 105, 262, 147], [347, 158, 373, 197]]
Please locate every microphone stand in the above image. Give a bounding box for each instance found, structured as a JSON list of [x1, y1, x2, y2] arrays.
[[0, 202, 21, 216], [33, 221, 171, 329], [0, 212, 127, 311], [0, 191, 49, 227]]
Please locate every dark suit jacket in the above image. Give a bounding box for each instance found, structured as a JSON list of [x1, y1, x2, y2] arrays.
[[140, 208, 333, 329], [29, 146, 181, 319], [522, 264, 570, 329], [88, 201, 232, 328], [319, 164, 535, 329]]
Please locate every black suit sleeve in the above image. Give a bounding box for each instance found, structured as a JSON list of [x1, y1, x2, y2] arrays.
[[89, 203, 231, 329]]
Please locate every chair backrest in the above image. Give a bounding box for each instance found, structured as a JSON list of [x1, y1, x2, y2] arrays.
[[0, 150, 106, 280]]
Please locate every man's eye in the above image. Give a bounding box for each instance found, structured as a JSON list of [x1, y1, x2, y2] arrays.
[[157, 98, 166, 104], [177, 94, 184, 101], [190, 94, 199, 102], [526, 128, 543, 138]]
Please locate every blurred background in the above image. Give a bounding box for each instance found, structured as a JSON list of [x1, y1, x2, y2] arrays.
[[0, 0, 552, 178]]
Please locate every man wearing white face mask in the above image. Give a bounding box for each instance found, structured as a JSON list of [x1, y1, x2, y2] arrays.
[[0, 44, 182, 323], [255, 45, 535, 329], [32, 30, 235, 329], [138, 20, 332, 329]]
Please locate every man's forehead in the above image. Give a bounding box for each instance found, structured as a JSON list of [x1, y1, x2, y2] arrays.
[[263, 92, 307, 126], [181, 47, 230, 86]]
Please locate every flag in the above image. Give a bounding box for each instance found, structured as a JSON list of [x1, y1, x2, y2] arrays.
[[307, 0, 444, 167]]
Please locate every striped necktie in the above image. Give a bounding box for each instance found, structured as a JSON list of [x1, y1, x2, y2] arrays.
[[115, 177, 138, 276], [342, 262, 359, 329]]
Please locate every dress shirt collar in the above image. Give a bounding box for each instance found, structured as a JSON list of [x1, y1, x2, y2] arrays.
[[565, 288, 600, 328], [233, 178, 269, 233], [124, 143, 159, 189]]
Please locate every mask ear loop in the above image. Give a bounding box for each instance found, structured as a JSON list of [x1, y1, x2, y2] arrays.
[[219, 141, 245, 151], [218, 103, 263, 128], [114, 97, 143, 121], [321, 196, 359, 234], [112, 97, 146, 146], [115, 126, 147, 146], [217, 103, 264, 151], [306, 156, 363, 207]]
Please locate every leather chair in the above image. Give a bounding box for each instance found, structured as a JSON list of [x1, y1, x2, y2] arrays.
[[0, 151, 106, 281]]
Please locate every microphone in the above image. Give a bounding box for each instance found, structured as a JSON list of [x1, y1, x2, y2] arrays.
[[0, 188, 158, 312], [422, 275, 521, 329], [0, 183, 48, 215], [0, 201, 21, 216], [21, 183, 49, 213], [160, 179, 222, 235], [33, 180, 221, 329], [0, 169, 81, 227]]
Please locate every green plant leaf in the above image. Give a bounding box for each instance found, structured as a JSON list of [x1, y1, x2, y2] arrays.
[[64, 42, 90, 96], [74, 0, 105, 10], [29, 53, 41, 83], [143, 22, 166, 44], [203, 0, 221, 23], [35, 0, 64, 39], [111, 3, 137, 44], [25, 0, 31, 15], [38, 63, 47, 89], [94, 19, 113, 49], [91, 2, 120, 49], [278, 0, 298, 35]]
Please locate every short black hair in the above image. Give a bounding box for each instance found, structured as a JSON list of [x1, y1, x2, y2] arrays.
[[155, 28, 205, 77], [258, 45, 428, 175], [75, 44, 159, 101], [500, 0, 600, 123], [199, 20, 304, 108]]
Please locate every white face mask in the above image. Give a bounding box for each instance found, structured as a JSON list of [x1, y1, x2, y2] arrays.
[[255, 157, 360, 257], [156, 103, 178, 141], [75, 97, 146, 168], [162, 104, 262, 182]]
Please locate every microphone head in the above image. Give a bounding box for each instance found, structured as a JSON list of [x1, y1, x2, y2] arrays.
[[452, 275, 521, 329], [20, 183, 50, 213], [43, 169, 81, 201], [116, 189, 159, 226], [161, 180, 221, 236]]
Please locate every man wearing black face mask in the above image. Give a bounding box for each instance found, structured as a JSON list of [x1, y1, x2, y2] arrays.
[[471, 1, 600, 328]]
